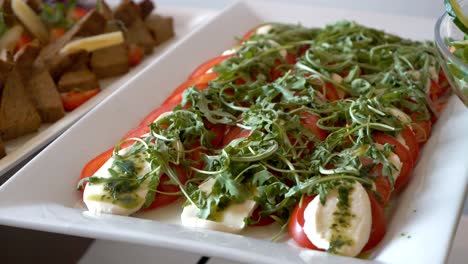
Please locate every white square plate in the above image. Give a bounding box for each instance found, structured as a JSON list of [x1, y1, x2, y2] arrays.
[[1, 1, 467, 264], [0, 3, 215, 176]]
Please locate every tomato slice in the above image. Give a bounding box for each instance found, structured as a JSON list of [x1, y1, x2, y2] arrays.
[[51, 28, 66, 41], [144, 165, 187, 210], [373, 133, 414, 191], [189, 54, 233, 79], [289, 192, 386, 253], [222, 126, 250, 147], [207, 122, 226, 148], [128, 45, 144, 67], [163, 72, 218, 105], [61, 88, 100, 111], [400, 126, 419, 163], [362, 192, 386, 251], [410, 113, 432, 144], [288, 195, 319, 249], [71, 7, 88, 21], [14, 34, 32, 53], [249, 206, 275, 226], [79, 147, 114, 188], [240, 28, 255, 43], [324, 83, 340, 102], [299, 112, 328, 141]]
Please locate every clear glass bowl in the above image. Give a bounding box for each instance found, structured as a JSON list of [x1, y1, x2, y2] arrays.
[[434, 6, 468, 106]]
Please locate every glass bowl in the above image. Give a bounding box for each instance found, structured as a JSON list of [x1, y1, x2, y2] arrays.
[[434, 7, 468, 106]]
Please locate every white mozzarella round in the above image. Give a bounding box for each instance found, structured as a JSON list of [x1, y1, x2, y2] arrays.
[[255, 24, 273, 35], [83, 148, 151, 216], [180, 178, 257, 233], [302, 181, 372, 257]]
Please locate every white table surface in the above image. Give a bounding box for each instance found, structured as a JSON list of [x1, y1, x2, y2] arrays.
[[77, 0, 467, 263]]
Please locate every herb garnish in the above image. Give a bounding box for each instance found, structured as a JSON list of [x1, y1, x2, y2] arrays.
[[78, 21, 443, 239]]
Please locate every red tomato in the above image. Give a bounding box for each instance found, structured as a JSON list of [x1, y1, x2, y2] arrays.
[[222, 126, 250, 147], [71, 7, 87, 21], [362, 192, 386, 251], [324, 83, 340, 102], [361, 157, 393, 206], [373, 133, 414, 191], [288, 195, 319, 249], [163, 72, 218, 105], [207, 122, 225, 148], [410, 113, 432, 144], [400, 126, 419, 163], [240, 28, 255, 43], [61, 88, 100, 111], [144, 165, 188, 210], [285, 53, 297, 64], [51, 28, 66, 41], [249, 206, 275, 226], [14, 34, 32, 53], [79, 148, 113, 187], [128, 45, 144, 67], [289, 192, 386, 253], [299, 112, 328, 141], [189, 54, 233, 79]]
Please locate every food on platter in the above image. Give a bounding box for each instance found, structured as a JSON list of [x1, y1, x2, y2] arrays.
[[78, 21, 450, 257], [0, 0, 174, 159]]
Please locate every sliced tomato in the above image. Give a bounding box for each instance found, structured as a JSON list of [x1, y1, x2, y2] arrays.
[[163, 72, 218, 105], [285, 53, 297, 64], [14, 34, 32, 53], [373, 132, 414, 191], [207, 122, 226, 148], [79, 147, 113, 188], [410, 113, 432, 144], [240, 28, 255, 43], [128, 45, 144, 67], [361, 157, 393, 206], [289, 192, 386, 253], [362, 192, 386, 251], [222, 126, 250, 147], [400, 126, 419, 163], [61, 88, 100, 111], [144, 165, 188, 210], [249, 206, 275, 226], [299, 112, 328, 141], [288, 195, 319, 249], [51, 28, 66, 41], [324, 83, 340, 102], [189, 54, 233, 79], [71, 7, 88, 21]]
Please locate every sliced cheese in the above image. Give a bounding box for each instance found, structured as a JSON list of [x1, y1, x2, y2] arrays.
[[181, 178, 257, 233], [303, 181, 372, 257], [11, 0, 48, 42], [83, 147, 151, 216], [60, 31, 124, 54]]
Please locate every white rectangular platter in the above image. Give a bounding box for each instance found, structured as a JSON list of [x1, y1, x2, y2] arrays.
[[0, 1, 467, 264], [0, 3, 215, 176]]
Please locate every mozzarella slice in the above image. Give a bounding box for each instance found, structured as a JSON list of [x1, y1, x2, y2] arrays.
[[181, 178, 257, 233], [83, 147, 151, 216], [302, 182, 372, 257], [256, 24, 273, 35], [376, 143, 403, 181]]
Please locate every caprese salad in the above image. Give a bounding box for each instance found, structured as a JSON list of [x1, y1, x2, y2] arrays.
[[77, 21, 450, 257]]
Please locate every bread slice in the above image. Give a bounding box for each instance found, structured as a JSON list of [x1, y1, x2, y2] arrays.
[[0, 69, 41, 140], [26, 70, 65, 122]]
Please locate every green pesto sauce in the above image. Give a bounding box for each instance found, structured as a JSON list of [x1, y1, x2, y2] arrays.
[[87, 193, 143, 209], [328, 184, 355, 254]]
